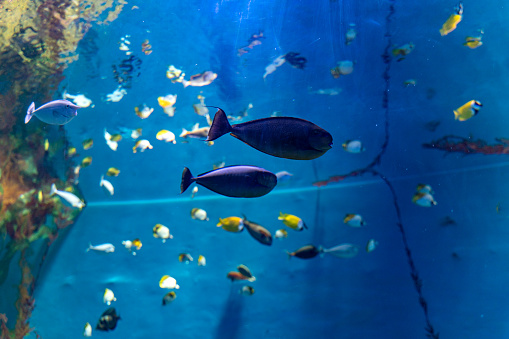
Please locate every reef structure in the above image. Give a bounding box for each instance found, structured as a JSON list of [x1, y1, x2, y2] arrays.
[[0, 0, 126, 337], [423, 135, 509, 155]]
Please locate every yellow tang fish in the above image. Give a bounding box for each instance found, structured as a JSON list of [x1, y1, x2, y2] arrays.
[[217, 217, 244, 232], [440, 3, 463, 36], [106, 167, 120, 176], [82, 138, 94, 150], [278, 212, 307, 231], [81, 156, 92, 168], [454, 100, 482, 121]]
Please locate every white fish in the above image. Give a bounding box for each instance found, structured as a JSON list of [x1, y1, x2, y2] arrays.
[[366, 239, 378, 253], [182, 71, 217, 88], [103, 288, 116, 305], [83, 322, 92, 337], [63, 91, 93, 108], [50, 184, 85, 209], [416, 184, 433, 194], [106, 87, 127, 102], [197, 255, 206, 266], [191, 186, 199, 199], [87, 243, 115, 253], [263, 55, 286, 79], [100, 175, 114, 195], [343, 214, 366, 227], [133, 139, 153, 153], [412, 193, 437, 207], [104, 129, 118, 151], [159, 275, 180, 289], [323, 244, 359, 258], [25, 100, 80, 125], [343, 140, 365, 153]]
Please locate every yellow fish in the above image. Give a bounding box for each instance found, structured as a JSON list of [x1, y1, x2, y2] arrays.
[[454, 100, 482, 121], [440, 3, 463, 36], [82, 138, 94, 150], [217, 217, 244, 232], [156, 130, 176, 144], [106, 167, 120, 176], [278, 212, 307, 231], [132, 238, 142, 250], [464, 31, 483, 49], [67, 147, 77, 157], [110, 134, 122, 142], [44, 139, 49, 151], [81, 156, 92, 168]]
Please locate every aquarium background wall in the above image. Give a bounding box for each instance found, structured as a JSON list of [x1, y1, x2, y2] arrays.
[[0, 0, 507, 338]]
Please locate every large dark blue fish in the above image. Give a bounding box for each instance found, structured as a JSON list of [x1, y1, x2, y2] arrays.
[[181, 165, 277, 198], [25, 100, 80, 125], [206, 108, 333, 160]]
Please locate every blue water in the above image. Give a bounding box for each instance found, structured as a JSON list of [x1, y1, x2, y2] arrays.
[[23, 0, 509, 338]]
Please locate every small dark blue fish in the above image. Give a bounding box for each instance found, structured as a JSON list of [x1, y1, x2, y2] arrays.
[[96, 307, 120, 331], [25, 99, 80, 125], [206, 108, 333, 160], [181, 165, 277, 198]]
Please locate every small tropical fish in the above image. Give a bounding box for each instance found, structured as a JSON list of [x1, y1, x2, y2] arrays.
[[166, 65, 184, 83], [217, 217, 244, 233], [158, 95, 177, 117], [106, 167, 120, 177], [226, 271, 251, 282], [206, 108, 333, 160], [106, 87, 127, 102], [110, 134, 122, 142], [392, 42, 415, 61], [37, 190, 43, 203], [162, 291, 177, 305], [237, 265, 256, 281], [412, 193, 437, 207], [404, 79, 417, 87], [81, 156, 93, 168], [464, 30, 483, 49], [133, 139, 153, 153], [213, 161, 226, 170], [191, 186, 199, 199], [104, 129, 118, 151], [156, 130, 176, 144], [100, 176, 114, 196], [278, 212, 307, 231], [345, 23, 357, 45], [366, 239, 378, 253], [275, 229, 288, 239], [67, 146, 77, 157], [263, 55, 286, 79], [131, 128, 142, 139], [103, 288, 116, 305], [153, 224, 173, 242], [181, 166, 277, 198], [63, 92, 93, 108], [343, 214, 366, 227], [87, 243, 115, 253], [193, 103, 209, 116], [416, 184, 433, 194], [191, 208, 209, 221], [454, 100, 482, 121], [275, 171, 293, 183], [197, 255, 206, 266], [44, 139, 49, 151], [159, 275, 180, 289], [25, 100, 80, 125], [96, 307, 120, 331], [50, 184, 85, 209], [82, 138, 94, 150], [440, 2, 463, 36], [122, 240, 137, 255], [135, 104, 154, 119], [83, 322, 92, 337], [342, 140, 365, 153], [182, 71, 217, 88], [330, 60, 354, 78], [240, 286, 255, 296], [323, 244, 359, 258], [243, 216, 272, 246], [178, 253, 193, 263], [180, 123, 210, 139], [287, 245, 322, 259]]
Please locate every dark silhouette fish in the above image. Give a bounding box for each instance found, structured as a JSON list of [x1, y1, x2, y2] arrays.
[[181, 165, 277, 198], [287, 245, 322, 259], [206, 108, 333, 160], [96, 307, 120, 331], [243, 216, 272, 246]]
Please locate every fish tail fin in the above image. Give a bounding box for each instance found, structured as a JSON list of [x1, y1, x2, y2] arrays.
[[453, 110, 459, 120], [86, 243, 92, 252], [180, 167, 194, 194], [205, 107, 232, 141], [100, 175, 104, 186], [50, 183, 57, 196], [25, 102, 35, 124], [179, 128, 188, 138], [286, 251, 292, 260], [182, 80, 189, 88], [318, 246, 324, 258]]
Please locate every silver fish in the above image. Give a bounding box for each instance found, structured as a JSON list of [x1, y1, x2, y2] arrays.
[[87, 243, 115, 253], [25, 100, 80, 125], [323, 244, 359, 258], [50, 184, 85, 209]]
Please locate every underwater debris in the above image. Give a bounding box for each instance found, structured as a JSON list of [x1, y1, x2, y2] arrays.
[[237, 31, 265, 56], [423, 135, 509, 155]]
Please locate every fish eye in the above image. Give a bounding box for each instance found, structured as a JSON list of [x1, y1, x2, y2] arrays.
[[66, 105, 70, 108]]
